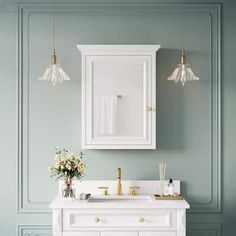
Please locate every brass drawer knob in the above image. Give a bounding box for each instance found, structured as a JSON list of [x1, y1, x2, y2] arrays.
[[95, 217, 100, 223], [139, 217, 145, 223]]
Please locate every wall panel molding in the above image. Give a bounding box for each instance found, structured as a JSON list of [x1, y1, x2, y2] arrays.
[[187, 223, 222, 236], [17, 2, 221, 214], [17, 225, 51, 236]]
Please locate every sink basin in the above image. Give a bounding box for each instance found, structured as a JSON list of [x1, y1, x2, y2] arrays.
[[88, 195, 153, 202]]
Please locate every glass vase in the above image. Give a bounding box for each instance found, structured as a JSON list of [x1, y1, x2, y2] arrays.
[[62, 178, 75, 199]]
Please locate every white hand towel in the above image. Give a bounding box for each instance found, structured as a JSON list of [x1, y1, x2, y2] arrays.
[[94, 95, 118, 135]]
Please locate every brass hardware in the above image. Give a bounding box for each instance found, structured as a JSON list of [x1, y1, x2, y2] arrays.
[[154, 194, 183, 200], [117, 167, 123, 196], [146, 107, 155, 112], [129, 186, 140, 196], [139, 217, 145, 223], [51, 49, 57, 64], [95, 217, 100, 223], [180, 49, 187, 64], [98, 187, 109, 196]]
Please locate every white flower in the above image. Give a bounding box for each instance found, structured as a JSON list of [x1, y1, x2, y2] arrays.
[[54, 154, 61, 161], [63, 154, 70, 161], [78, 162, 86, 172], [66, 164, 71, 170], [55, 161, 61, 169]]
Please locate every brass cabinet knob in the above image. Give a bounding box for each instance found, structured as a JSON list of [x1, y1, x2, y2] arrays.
[[146, 107, 155, 112], [139, 217, 145, 223], [95, 217, 100, 223]]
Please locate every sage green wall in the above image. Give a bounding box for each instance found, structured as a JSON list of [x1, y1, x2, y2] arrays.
[[0, 0, 235, 235]]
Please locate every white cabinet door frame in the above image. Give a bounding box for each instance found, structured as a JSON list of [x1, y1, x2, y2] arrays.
[[77, 45, 160, 149]]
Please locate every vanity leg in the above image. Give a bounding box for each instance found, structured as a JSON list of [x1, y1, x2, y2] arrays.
[[52, 209, 63, 236], [176, 209, 186, 236]]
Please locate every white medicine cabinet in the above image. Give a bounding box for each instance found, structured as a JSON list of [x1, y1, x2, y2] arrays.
[[77, 45, 160, 149]]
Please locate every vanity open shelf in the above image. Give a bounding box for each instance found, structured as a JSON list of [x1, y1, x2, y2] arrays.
[[50, 180, 189, 236]]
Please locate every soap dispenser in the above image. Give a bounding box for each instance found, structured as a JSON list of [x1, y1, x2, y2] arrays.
[[166, 178, 175, 196]]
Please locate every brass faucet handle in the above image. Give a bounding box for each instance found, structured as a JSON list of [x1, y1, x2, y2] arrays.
[[129, 186, 140, 196], [98, 187, 109, 196]]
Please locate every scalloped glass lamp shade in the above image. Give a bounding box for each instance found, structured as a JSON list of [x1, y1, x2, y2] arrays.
[[167, 50, 200, 86], [38, 50, 70, 86]]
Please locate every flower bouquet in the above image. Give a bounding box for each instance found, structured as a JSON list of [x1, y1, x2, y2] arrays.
[[48, 147, 86, 198]]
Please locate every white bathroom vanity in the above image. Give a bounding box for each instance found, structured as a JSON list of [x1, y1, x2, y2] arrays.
[[50, 181, 190, 236]]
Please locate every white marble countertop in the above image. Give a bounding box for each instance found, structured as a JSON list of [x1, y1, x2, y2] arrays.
[[50, 195, 190, 209]]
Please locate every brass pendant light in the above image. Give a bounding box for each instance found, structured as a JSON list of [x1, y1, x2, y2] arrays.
[[38, 0, 70, 86], [167, 2, 199, 86]]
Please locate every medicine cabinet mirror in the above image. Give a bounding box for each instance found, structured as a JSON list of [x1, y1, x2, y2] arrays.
[[77, 45, 160, 149]]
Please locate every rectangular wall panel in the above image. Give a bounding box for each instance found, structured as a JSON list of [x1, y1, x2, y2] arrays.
[[17, 3, 221, 214]]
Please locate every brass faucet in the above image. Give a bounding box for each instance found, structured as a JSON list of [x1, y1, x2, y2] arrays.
[[117, 167, 122, 196]]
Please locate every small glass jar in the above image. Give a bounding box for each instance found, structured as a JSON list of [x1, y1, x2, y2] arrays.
[[166, 178, 175, 196]]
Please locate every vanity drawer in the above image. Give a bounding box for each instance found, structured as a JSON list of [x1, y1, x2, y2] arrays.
[[63, 209, 176, 230]]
